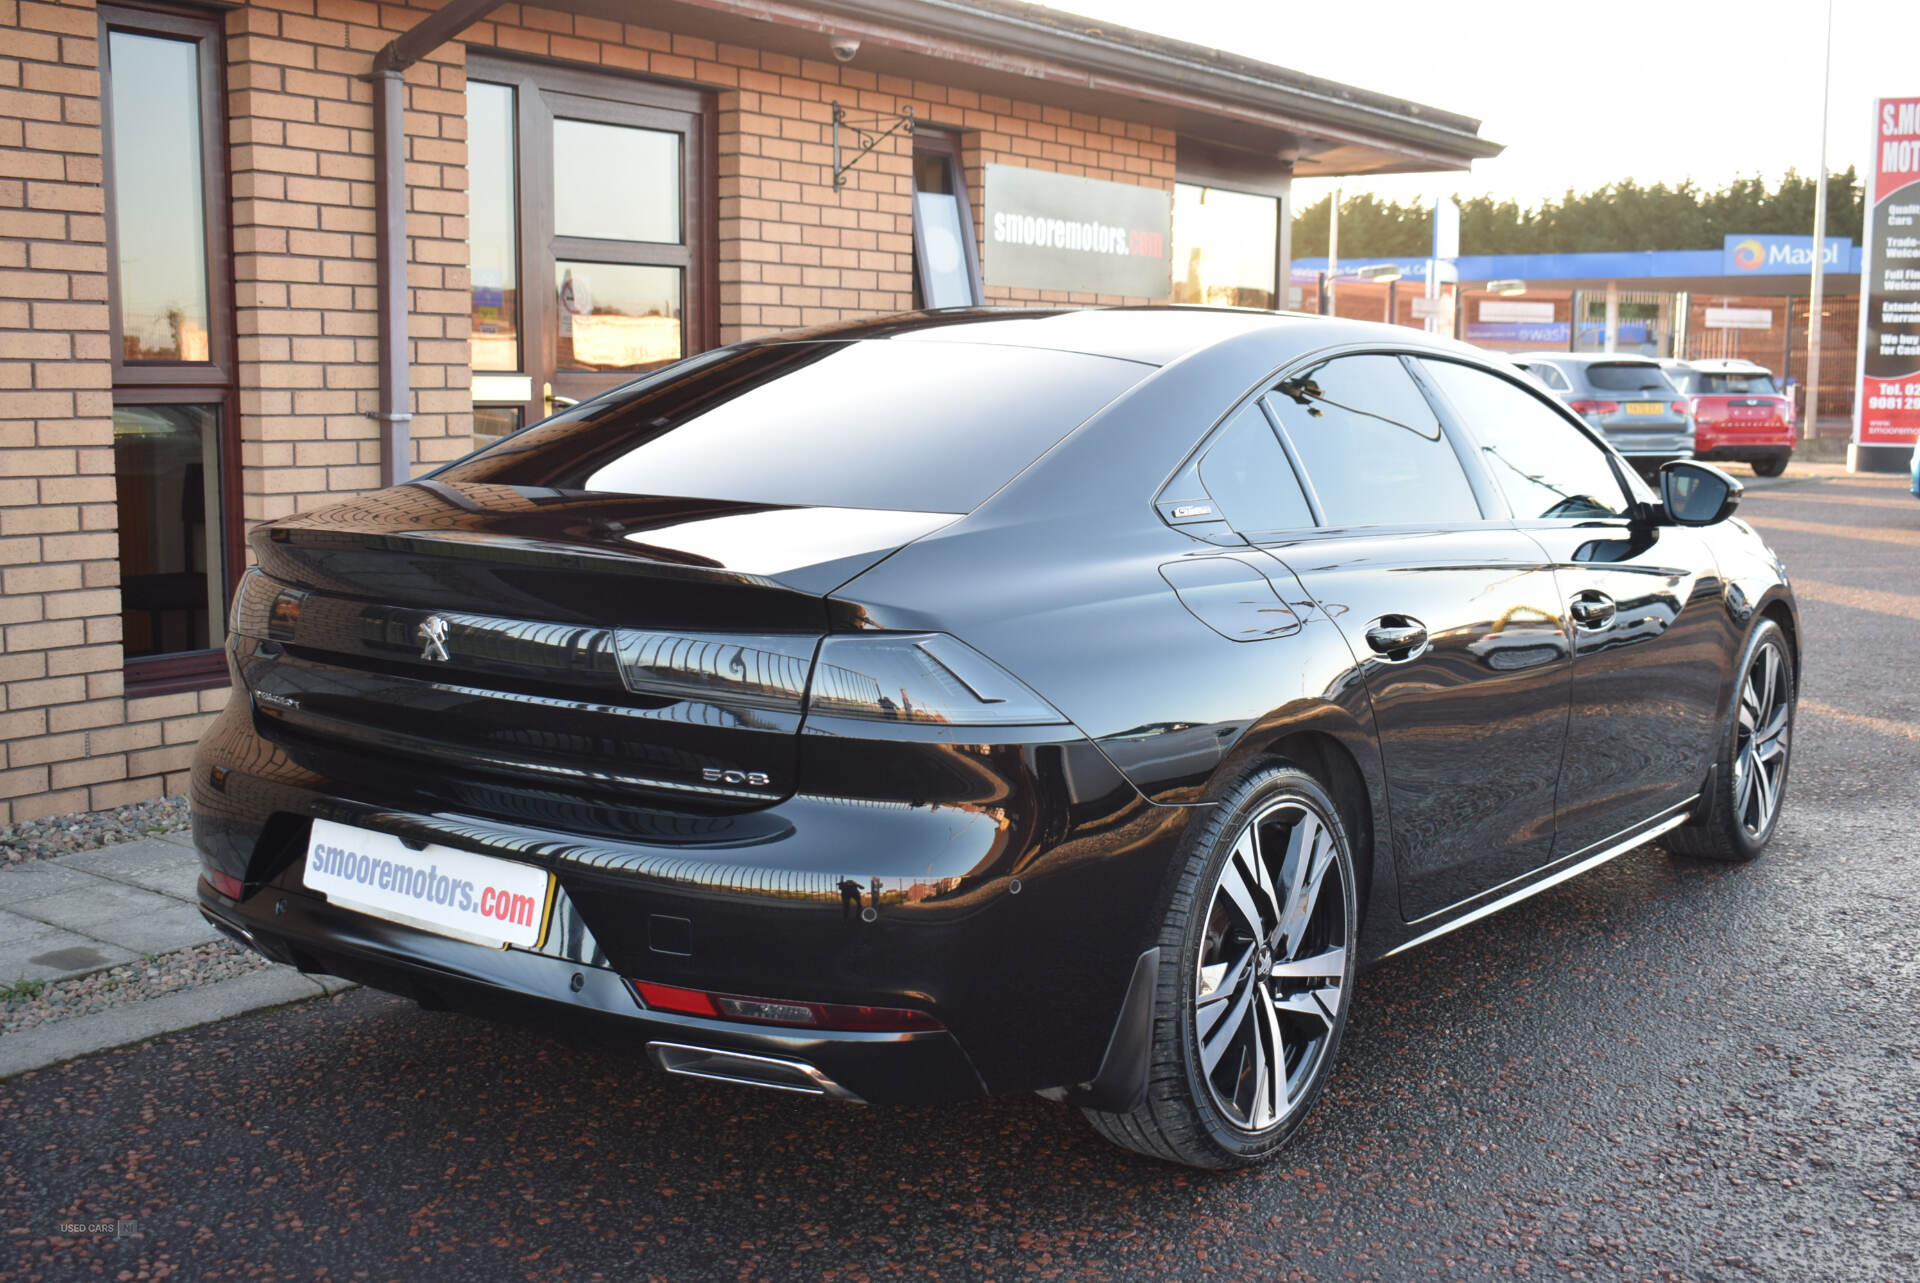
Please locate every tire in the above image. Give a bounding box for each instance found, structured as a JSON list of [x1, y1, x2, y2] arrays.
[[1750, 455, 1789, 478], [1082, 765, 1359, 1168], [1665, 618, 1795, 862]]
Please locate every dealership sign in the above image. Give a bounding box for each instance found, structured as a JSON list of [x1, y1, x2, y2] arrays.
[[984, 165, 1171, 299], [1704, 306, 1774, 330], [1853, 97, 1920, 448], [1721, 233, 1852, 275]]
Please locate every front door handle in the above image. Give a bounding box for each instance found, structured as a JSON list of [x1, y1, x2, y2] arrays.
[[543, 381, 579, 413], [1570, 591, 1616, 630], [1364, 616, 1429, 659]]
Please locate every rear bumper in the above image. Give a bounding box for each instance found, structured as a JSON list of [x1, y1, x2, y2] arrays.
[[1694, 442, 1793, 461], [198, 879, 982, 1103], [190, 695, 1185, 1102]]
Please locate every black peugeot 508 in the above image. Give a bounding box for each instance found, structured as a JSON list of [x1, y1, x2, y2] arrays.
[[194, 307, 1798, 1168]]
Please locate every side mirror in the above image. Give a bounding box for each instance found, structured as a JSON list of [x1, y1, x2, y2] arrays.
[[1657, 460, 1742, 526]]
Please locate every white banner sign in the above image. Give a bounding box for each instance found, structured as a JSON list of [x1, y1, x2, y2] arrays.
[[1479, 299, 1555, 324], [1704, 307, 1774, 331]]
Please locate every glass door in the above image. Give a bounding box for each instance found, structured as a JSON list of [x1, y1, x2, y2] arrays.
[[467, 57, 710, 440]]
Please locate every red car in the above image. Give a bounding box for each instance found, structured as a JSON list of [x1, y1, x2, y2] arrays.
[[1661, 358, 1794, 477]]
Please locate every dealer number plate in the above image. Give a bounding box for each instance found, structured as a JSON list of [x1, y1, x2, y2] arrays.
[[304, 818, 552, 950]]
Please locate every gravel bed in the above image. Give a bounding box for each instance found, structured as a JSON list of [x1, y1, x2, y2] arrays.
[[1, 939, 270, 1035], [0, 795, 191, 867]]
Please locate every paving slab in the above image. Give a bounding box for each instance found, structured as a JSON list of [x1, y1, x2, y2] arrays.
[[0, 863, 115, 906], [58, 838, 201, 901], [8, 881, 184, 938], [0, 965, 333, 1080], [0, 929, 138, 985], [0, 909, 64, 948], [87, 901, 223, 956]]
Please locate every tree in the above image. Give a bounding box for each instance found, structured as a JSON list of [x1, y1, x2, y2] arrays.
[[1290, 170, 1864, 258]]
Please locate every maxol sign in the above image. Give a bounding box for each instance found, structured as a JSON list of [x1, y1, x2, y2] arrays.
[[1722, 234, 1853, 275]]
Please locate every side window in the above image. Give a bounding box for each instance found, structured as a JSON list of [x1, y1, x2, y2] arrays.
[[1194, 400, 1314, 535], [1534, 364, 1569, 391], [1264, 354, 1482, 528], [1418, 359, 1632, 520]]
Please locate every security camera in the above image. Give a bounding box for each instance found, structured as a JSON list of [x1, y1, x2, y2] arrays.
[[828, 35, 861, 63]]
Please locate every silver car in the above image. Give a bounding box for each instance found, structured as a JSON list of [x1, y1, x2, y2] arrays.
[[1512, 353, 1694, 477]]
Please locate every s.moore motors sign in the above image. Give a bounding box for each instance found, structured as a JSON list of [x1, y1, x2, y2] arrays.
[[1721, 233, 1852, 275], [984, 165, 1172, 299]]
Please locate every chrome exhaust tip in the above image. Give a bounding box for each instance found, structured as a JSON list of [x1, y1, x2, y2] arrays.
[[646, 1041, 864, 1102]]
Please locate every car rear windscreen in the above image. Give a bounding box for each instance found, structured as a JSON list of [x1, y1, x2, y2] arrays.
[[437, 341, 1150, 513], [1693, 372, 1779, 395], [1584, 363, 1675, 393]]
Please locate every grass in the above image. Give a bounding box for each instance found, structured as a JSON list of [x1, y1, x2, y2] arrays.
[[2, 975, 47, 1003]]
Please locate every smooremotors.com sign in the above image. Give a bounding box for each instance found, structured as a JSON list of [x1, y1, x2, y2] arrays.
[[984, 165, 1171, 299]]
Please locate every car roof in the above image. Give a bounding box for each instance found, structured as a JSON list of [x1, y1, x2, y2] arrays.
[[1526, 352, 1661, 366], [1675, 357, 1771, 373], [733, 305, 1483, 367]]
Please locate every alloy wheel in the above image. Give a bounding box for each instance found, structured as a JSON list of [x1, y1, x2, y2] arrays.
[[1732, 639, 1791, 837], [1193, 799, 1348, 1133]]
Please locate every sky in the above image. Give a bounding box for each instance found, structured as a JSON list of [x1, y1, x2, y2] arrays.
[[1043, 0, 1916, 214]]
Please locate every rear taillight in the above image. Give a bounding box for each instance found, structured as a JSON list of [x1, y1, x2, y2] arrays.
[[1569, 400, 1619, 416], [1672, 398, 1691, 416], [808, 633, 1067, 726], [631, 980, 944, 1031]]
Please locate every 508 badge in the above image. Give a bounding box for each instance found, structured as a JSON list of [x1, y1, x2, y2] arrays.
[[703, 768, 771, 786]]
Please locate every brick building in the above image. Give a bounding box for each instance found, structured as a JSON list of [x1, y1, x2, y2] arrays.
[[0, 0, 1497, 822]]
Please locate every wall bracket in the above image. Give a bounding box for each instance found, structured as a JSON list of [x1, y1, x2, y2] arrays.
[[831, 102, 914, 190]]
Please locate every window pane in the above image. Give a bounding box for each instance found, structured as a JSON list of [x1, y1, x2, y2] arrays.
[[914, 190, 975, 308], [1196, 401, 1312, 534], [1696, 372, 1778, 395], [552, 119, 680, 242], [468, 82, 520, 372], [474, 405, 522, 451], [108, 32, 210, 362], [1585, 362, 1673, 392], [556, 262, 683, 371], [1266, 354, 1480, 527], [1171, 183, 1277, 310], [1419, 360, 1631, 520], [442, 341, 1148, 513], [115, 404, 224, 658]]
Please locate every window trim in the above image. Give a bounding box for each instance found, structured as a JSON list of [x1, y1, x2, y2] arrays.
[[910, 128, 984, 308], [100, 3, 241, 693]]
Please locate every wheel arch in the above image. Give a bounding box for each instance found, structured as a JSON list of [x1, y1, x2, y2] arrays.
[[1209, 712, 1389, 931]]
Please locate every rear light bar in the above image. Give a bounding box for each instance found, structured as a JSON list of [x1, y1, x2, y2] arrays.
[[630, 980, 944, 1031], [1569, 400, 1619, 415], [205, 868, 246, 899]]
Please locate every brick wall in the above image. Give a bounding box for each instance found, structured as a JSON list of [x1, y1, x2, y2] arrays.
[[225, 0, 470, 526], [0, 0, 227, 825], [0, 0, 1180, 822]]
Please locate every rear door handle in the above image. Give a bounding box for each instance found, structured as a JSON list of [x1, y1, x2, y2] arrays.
[[1570, 591, 1616, 629], [1364, 616, 1428, 659]]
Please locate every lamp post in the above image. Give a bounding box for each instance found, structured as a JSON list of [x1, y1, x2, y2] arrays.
[[1806, 0, 1834, 449], [1354, 263, 1404, 325]]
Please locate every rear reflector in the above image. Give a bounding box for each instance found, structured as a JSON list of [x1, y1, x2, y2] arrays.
[[630, 980, 943, 1031], [205, 868, 245, 899]]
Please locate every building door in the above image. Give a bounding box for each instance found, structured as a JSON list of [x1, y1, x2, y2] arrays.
[[467, 56, 712, 446]]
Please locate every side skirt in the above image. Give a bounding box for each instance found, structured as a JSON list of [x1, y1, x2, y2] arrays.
[[1382, 800, 1696, 959]]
